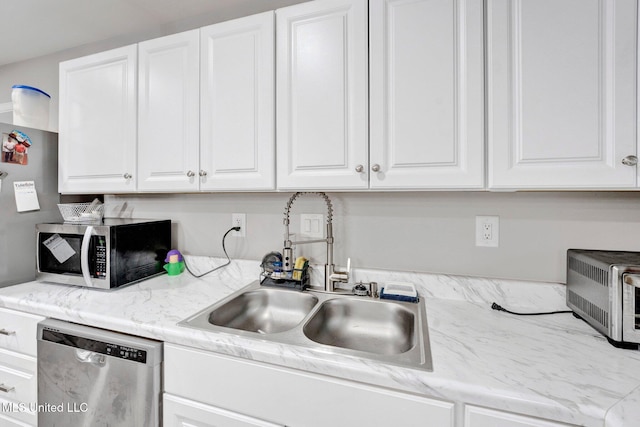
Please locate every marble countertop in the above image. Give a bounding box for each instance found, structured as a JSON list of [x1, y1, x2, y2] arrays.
[[1, 257, 639, 427]]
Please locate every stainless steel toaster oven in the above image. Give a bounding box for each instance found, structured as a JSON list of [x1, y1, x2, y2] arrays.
[[566, 249, 640, 346]]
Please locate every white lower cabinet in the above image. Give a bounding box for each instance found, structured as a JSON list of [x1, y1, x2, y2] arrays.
[[0, 414, 34, 427], [464, 405, 577, 427], [164, 394, 282, 427], [164, 343, 455, 427], [0, 308, 45, 427]]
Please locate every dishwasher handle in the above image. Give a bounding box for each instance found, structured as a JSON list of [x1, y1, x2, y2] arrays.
[[75, 349, 106, 367]]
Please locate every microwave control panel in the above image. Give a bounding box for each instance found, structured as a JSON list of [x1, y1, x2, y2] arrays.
[[92, 235, 107, 279]]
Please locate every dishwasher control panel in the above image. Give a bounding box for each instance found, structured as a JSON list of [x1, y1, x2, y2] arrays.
[[41, 327, 148, 363]]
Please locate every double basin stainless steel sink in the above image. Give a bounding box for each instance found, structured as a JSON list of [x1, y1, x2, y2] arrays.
[[179, 281, 433, 371]]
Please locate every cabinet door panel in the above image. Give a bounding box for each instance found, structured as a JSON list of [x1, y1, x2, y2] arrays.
[[0, 308, 44, 357], [165, 343, 454, 427], [138, 30, 200, 192], [465, 405, 576, 426], [370, 0, 484, 189], [487, 0, 637, 189], [59, 45, 137, 193], [164, 394, 282, 427], [200, 12, 275, 190], [0, 349, 37, 425], [277, 0, 369, 189]]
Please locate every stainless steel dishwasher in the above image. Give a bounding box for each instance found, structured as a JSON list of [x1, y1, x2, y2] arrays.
[[37, 319, 162, 426]]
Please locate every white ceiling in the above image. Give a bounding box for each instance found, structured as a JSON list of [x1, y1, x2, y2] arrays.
[[0, 0, 305, 67]]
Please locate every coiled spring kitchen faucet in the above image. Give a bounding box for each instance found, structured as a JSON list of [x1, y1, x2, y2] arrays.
[[282, 192, 348, 292]]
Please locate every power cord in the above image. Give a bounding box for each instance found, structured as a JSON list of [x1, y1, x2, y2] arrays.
[[184, 226, 240, 278], [491, 302, 572, 316]]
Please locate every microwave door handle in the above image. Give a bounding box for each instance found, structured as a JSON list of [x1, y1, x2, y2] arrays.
[[80, 226, 94, 287], [623, 274, 640, 288]]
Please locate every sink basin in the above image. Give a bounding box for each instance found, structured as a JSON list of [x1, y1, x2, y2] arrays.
[[179, 281, 432, 371], [303, 298, 415, 355], [207, 288, 318, 334]]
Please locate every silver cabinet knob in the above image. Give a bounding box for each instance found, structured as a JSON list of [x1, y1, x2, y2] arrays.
[[355, 164, 364, 173], [186, 170, 195, 177], [199, 170, 208, 177], [622, 155, 638, 166], [123, 173, 132, 180], [371, 164, 381, 172]]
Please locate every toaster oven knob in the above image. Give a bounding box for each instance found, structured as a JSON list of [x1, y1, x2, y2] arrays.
[[622, 155, 638, 166]]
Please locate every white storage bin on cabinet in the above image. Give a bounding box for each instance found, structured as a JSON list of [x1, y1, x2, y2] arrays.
[[11, 85, 51, 130]]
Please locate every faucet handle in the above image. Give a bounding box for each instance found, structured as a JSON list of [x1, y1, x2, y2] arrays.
[[329, 257, 351, 283], [330, 272, 349, 283]]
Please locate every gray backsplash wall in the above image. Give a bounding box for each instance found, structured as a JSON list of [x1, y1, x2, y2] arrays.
[[106, 191, 640, 283]]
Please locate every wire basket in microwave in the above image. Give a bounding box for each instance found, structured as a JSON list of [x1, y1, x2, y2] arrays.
[[57, 202, 104, 223]]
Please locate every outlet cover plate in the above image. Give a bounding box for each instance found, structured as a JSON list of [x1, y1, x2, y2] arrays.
[[232, 213, 246, 237], [300, 214, 324, 238], [476, 215, 499, 247]]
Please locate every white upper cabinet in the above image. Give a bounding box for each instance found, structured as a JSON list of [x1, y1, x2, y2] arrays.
[[59, 0, 639, 193], [276, 0, 369, 190], [200, 11, 276, 190], [369, 0, 485, 189], [60, 13, 275, 194], [487, 0, 637, 189], [137, 30, 200, 192], [59, 45, 137, 194]]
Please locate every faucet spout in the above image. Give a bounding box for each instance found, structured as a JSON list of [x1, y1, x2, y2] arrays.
[[282, 192, 346, 292]]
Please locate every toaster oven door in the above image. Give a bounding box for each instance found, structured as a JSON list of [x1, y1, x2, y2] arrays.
[[622, 274, 640, 344]]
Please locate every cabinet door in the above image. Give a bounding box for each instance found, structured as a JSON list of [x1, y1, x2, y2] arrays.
[[0, 308, 45, 357], [138, 30, 200, 192], [165, 343, 454, 427], [200, 12, 275, 191], [164, 394, 282, 427], [0, 349, 37, 425], [369, 0, 484, 189], [487, 0, 637, 189], [276, 0, 369, 190], [465, 405, 577, 426], [59, 45, 137, 193]]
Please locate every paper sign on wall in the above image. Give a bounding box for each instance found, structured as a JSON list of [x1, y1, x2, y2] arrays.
[[13, 180, 40, 212]]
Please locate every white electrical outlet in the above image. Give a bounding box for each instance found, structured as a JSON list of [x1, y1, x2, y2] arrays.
[[476, 216, 499, 247], [231, 213, 246, 237]]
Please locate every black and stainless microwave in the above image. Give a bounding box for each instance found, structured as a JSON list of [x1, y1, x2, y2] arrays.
[[36, 219, 171, 289]]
